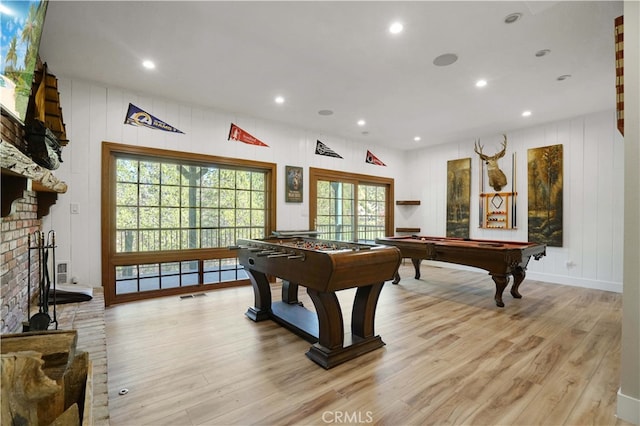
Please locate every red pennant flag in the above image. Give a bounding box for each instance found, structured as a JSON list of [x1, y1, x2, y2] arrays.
[[228, 123, 269, 147], [365, 150, 386, 166]]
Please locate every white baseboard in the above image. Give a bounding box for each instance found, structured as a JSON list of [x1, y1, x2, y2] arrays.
[[617, 388, 640, 425], [419, 260, 623, 293], [526, 271, 623, 293]]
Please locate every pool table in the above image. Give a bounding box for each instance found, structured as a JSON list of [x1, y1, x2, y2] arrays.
[[374, 235, 546, 307]]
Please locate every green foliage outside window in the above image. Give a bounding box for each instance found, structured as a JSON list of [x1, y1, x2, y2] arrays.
[[115, 157, 267, 252]]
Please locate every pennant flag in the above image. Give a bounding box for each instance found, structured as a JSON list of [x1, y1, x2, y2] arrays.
[[365, 150, 386, 166], [315, 140, 343, 159], [124, 103, 184, 133], [228, 123, 269, 147]]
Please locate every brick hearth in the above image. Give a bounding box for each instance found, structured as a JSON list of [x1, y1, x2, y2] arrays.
[[55, 287, 110, 425]]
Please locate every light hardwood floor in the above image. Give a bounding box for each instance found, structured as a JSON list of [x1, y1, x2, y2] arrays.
[[105, 263, 633, 426]]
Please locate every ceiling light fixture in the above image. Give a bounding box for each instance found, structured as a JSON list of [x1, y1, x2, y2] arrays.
[[414, 136, 421, 142], [357, 119, 366, 126], [476, 79, 487, 88], [433, 53, 458, 67], [389, 22, 403, 34], [142, 60, 155, 69], [504, 13, 522, 24], [557, 74, 572, 81], [535, 49, 551, 57], [275, 96, 285, 104], [318, 109, 333, 116], [522, 110, 532, 117]]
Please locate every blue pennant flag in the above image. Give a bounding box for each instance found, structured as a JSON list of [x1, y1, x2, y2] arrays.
[[124, 103, 184, 134]]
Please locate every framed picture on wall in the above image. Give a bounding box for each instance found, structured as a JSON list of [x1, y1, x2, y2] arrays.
[[285, 165, 303, 203], [446, 157, 471, 238]]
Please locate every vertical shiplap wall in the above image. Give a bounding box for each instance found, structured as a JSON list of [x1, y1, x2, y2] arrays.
[[43, 77, 622, 292], [396, 109, 624, 292], [41, 78, 404, 287]]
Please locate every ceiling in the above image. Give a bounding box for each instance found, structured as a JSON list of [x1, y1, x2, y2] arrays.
[[38, 1, 623, 150]]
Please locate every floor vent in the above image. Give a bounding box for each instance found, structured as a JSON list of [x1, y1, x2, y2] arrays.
[[180, 293, 207, 300]]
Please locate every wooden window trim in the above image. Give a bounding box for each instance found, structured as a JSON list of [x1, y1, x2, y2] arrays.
[[101, 141, 277, 305], [308, 167, 394, 239]]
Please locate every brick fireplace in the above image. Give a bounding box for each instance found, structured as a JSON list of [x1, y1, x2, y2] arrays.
[[1, 109, 110, 424], [0, 190, 42, 334]]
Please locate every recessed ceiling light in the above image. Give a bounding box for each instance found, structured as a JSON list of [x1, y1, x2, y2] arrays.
[[522, 110, 532, 117], [414, 136, 421, 142], [389, 22, 403, 34], [433, 53, 458, 67], [318, 109, 333, 116], [357, 119, 366, 126], [476, 79, 488, 88], [362, 131, 369, 136], [142, 60, 155, 70], [535, 49, 551, 57], [275, 96, 285, 104], [557, 74, 572, 81], [504, 13, 522, 24]]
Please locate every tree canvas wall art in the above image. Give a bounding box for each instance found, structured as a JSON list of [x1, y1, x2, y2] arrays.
[[528, 144, 563, 246], [446, 158, 471, 238]]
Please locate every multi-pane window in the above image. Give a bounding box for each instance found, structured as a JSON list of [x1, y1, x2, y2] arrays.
[[103, 142, 276, 305], [316, 180, 355, 241], [357, 184, 387, 242], [114, 258, 248, 295], [115, 158, 267, 252], [310, 168, 393, 243]]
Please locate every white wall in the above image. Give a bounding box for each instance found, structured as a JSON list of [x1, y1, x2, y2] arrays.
[[44, 78, 624, 294], [397, 110, 625, 293], [42, 78, 404, 287], [619, 1, 640, 422]]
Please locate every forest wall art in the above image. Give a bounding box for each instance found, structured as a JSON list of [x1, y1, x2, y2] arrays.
[[446, 158, 471, 238], [527, 144, 563, 246]]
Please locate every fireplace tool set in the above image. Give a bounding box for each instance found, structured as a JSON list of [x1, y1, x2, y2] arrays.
[[25, 230, 58, 331]]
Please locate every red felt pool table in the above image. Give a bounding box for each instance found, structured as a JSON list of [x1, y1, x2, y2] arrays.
[[374, 235, 546, 307]]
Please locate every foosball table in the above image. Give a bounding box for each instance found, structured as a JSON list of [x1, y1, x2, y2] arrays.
[[232, 237, 401, 369]]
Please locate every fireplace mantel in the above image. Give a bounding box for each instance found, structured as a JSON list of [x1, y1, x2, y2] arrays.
[[1, 140, 67, 218]]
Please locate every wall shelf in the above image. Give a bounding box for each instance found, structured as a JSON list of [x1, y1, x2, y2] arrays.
[[395, 227, 420, 233], [396, 201, 420, 233]]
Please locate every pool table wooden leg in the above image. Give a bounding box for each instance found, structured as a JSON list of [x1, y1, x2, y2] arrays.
[[491, 274, 509, 308], [510, 267, 525, 299], [411, 258, 422, 279]]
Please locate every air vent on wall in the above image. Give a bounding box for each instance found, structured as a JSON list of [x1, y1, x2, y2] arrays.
[[56, 262, 69, 284]]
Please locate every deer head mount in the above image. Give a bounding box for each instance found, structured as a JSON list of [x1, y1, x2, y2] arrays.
[[475, 134, 508, 191]]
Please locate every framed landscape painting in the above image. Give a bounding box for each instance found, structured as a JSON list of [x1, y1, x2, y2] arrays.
[[528, 144, 563, 246], [446, 158, 471, 238]]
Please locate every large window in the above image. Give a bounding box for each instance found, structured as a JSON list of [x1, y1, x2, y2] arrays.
[[309, 168, 394, 243], [115, 160, 267, 252], [102, 142, 276, 305]]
